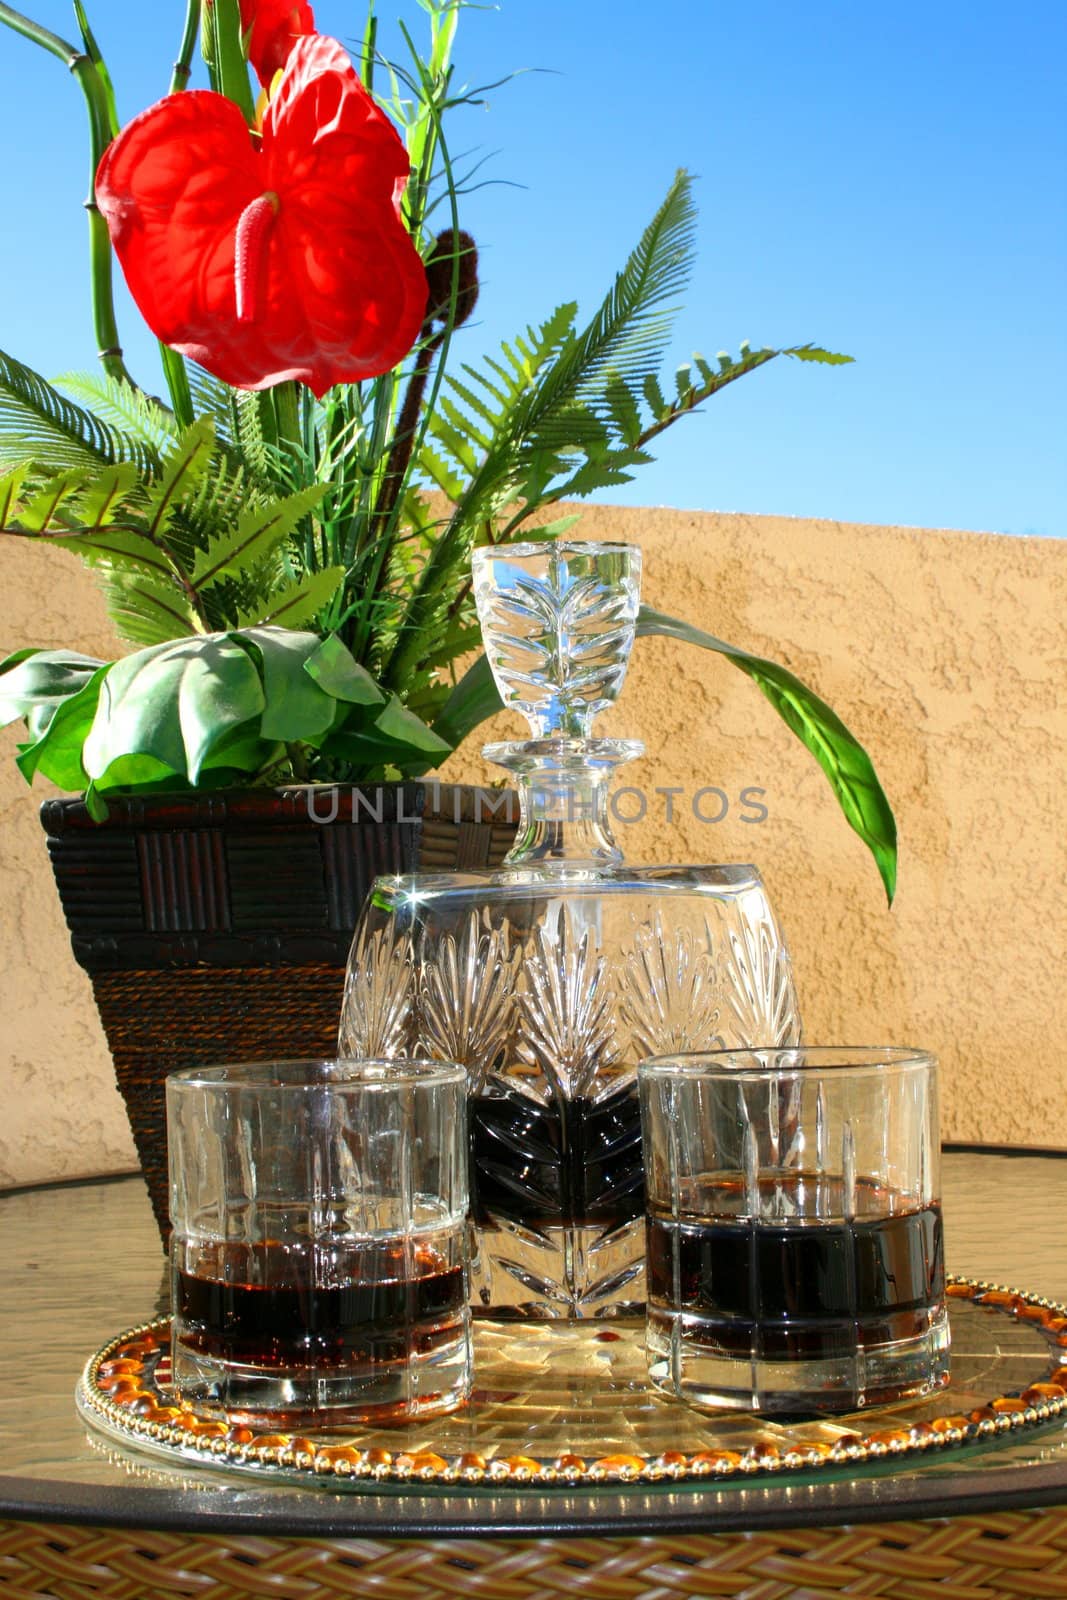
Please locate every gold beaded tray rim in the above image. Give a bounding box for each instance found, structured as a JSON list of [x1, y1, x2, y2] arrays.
[[76, 1276, 1067, 1491]]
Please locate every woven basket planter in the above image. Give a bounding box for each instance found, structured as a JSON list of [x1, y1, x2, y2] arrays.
[[41, 783, 516, 1242]]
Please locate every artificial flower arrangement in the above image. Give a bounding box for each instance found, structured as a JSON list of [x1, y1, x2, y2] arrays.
[[0, 0, 896, 897]]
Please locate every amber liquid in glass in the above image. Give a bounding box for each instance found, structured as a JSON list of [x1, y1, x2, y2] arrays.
[[177, 1248, 463, 1376], [174, 1239, 466, 1371], [646, 1173, 948, 1411]]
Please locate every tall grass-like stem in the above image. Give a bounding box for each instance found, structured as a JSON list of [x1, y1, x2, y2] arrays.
[[0, 2, 130, 384]]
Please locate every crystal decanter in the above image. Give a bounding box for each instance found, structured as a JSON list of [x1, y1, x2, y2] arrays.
[[339, 541, 801, 1318]]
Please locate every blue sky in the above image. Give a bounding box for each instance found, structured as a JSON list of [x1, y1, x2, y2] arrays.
[[0, 1, 1063, 536]]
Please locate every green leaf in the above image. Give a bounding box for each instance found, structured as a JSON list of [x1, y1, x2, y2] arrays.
[[45, 524, 176, 582], [635, 606, 897, 903], [0, 461, 31, 524], [0, 648, 105, 740], [605, 376, 642, 446], [83, 633, 265, 784], [15, 665, 108, 788], [324, 690, 453, 774], [416, 302, 577, 501], [526, 171, 696, 449], [93, 569, 200, 645], [245, 565, 345, 629], [191, 483, 327, 587], [15, 469, 92, 532], [69, 461, 141, 527], [0, 645, 43, 674], [418, 441, 466, 501], [389, 178, 698, 688], [86, 751, 183, 803], [186, 364, 238, 435], [304, 634, 386, 708], [431, 653, 503, 751], [0, 348, 157, 473], [372, 694, 453, 757], [238, 627, 339, 742], [143, 419, 216, 540], [180, 641, 265, 782], [642, 372, 668, 419], [55, 373, 176, 461], [199, 725, 278, 776], [514, 512, 583, 543], [784, 344, 855, 365], [439, 384, 493, 451]]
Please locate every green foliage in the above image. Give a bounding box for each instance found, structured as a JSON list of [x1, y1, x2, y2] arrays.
[[384, 173, 851, 697], [0, 0, 891, 887], [428, 615, 898, 905], [0, 349, 160, 474], [54, 371, 178, 458], [635, 608, 897, 904], [0, 415, 346, 648], [0, 629, 450, 814]]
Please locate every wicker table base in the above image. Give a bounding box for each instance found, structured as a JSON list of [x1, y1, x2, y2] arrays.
[[3, 1508, 1067, 1600]]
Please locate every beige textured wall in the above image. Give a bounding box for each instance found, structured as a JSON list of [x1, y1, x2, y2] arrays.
[[1, 542, 134, 1185], [2, 508, 1065, 1185]]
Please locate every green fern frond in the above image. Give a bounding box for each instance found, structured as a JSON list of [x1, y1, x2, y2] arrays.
[[233, 391, 278, 488], [239, 566, 346, 629], [192, 484, 328, 590], [0, 462, 31, 524], [417, 440, 466, 501], [172, 461, 253, 555], [142, 420, 217, 540], [186, 363, 238, 438], [0, 350, 159, 474], [784, 344, 854, 365], [411, 173, 694, 559], [1, 461, 148, 540], [9, 469, 91, 533], [94, 569, 200, 645], [54, 372, 178, 463], [418, 304, 577, 487], [522, 171, 695, 449]]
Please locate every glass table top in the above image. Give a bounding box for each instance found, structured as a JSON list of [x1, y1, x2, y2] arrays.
[[2, 1150, 1066, 1535]]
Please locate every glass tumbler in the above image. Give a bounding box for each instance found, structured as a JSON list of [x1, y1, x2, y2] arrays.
[[640, 1047, 950, 1414], [167, 1058, 471, 1427]]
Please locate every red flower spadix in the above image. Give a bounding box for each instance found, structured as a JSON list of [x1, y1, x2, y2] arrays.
[[239, 0, 315, 88], [95, 35, 428, 395]]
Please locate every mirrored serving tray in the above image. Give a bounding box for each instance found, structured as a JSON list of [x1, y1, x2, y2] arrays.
[[76, 1278, 1067, 1492]]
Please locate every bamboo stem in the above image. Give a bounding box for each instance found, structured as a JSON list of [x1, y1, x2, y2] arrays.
[[169, 0, 200, 94], [0, 3, 131, 385]]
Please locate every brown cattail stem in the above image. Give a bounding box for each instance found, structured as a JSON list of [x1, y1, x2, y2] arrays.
[[373, 318, 445, 536], [373, 230, 479, 536]]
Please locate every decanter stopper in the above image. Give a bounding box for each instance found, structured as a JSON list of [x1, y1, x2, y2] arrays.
[[472, 542, 644, 868], [472, 541, 642, 738]]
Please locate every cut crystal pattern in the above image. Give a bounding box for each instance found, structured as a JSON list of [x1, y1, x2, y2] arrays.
[[723, 909, 802, 1046], [516, 905, 620, 1100], [417, 912, 520, 1091], [337, 923, 414, 1060], [340, 541, 804, 1318], [474, 543, 640, 738], [619, 916, 722, 1058]]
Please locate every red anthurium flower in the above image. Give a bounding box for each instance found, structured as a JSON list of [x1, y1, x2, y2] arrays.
[[239, 0, 316, 88], [95, 35, 428, 395]]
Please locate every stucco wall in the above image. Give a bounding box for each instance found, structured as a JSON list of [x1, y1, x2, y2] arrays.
[[2, 507, 1064, 1186]]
